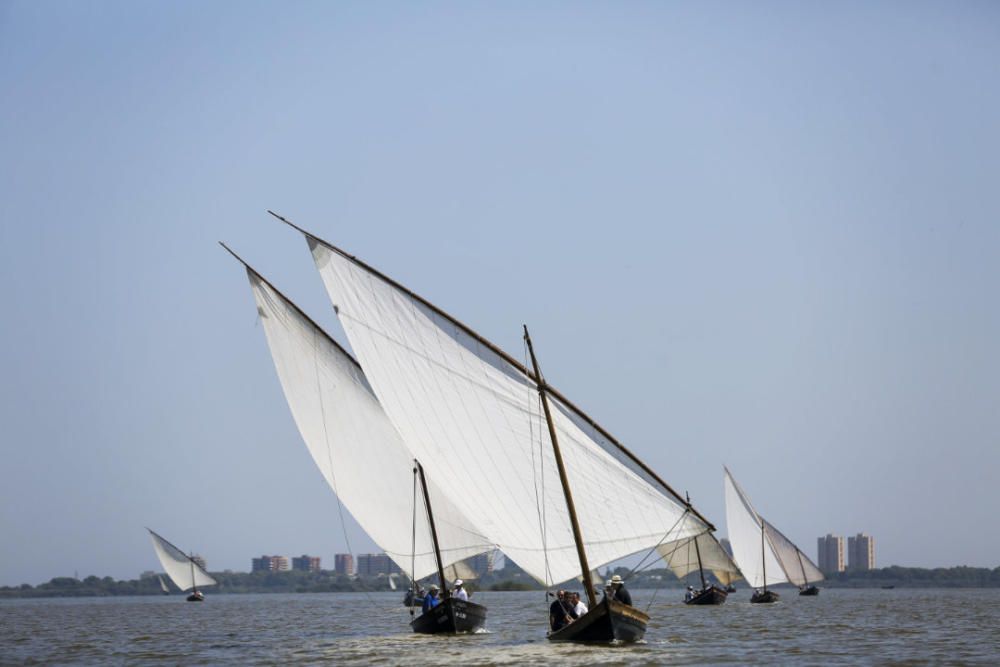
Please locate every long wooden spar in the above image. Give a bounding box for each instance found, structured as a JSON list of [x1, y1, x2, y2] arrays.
[[267, 209, 716, 532], [524, 325, 597, 609]]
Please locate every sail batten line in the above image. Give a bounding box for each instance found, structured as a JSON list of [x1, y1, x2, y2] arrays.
[[267, 211, 714, 530]]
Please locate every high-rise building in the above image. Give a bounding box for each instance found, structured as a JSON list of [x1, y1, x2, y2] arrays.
[[292, 555, 321, 572], [467, 552, 494, 575], [251, 555, 290, 572], [848, 533, 875, 571], [191, 555, 207, 571], [817, 534, 845, 573], [356, 553, 402, 576], [334, 554, 354, 576]]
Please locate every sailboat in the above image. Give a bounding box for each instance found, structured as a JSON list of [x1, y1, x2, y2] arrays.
[[723, 467, 824, 603], [266, 211, 722, 642], [657, 496, 743, 605], [158, 575, 170, 595], [146, 529, 217, 602], [224, 246, 493, 633], [409, 460, 489, 634]]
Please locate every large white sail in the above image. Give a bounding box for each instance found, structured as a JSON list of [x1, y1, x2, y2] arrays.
[[723, 469, 786, 588], [147, 529, 217, 592], [762, 518, 824, 587], [245, 267, 493, 580], [304, 234, 708, 586], [656, 525, 743, 586]]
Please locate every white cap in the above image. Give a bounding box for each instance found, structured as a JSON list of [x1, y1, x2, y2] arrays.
[[454, 579, 463, 586]]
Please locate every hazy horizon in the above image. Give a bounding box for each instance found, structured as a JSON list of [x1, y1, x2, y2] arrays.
[[2, 1, 998, 587]]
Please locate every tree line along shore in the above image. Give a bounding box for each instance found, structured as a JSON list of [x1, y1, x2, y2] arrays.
[[3, 565, 1000, 599]]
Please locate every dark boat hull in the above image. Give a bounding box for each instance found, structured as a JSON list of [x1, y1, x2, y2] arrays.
[[548, 597, 648, 643], [799, 586, 820, 596], [750, 590, 779, 604], [186, 591, 204, 602], [410, 598, 487, 634], [685, 586, 728, 606]]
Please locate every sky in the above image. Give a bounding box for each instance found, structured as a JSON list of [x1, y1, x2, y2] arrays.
[[1, 1, 998, 586]]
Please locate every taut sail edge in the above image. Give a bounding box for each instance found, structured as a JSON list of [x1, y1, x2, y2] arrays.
[[265, 210, 715, 531], [219, 242, 360, 370]]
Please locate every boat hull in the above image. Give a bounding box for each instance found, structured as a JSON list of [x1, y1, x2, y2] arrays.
[[548, 597, 648, 643], [685, 586, 728, 606], [750, 590, 779, 604], [799, 586, 820, 596], [186, 591, 205, 602], [410, 598, 487, 634]]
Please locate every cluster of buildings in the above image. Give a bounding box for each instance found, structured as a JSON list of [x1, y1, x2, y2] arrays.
[[817, 533, 876, 573], [246, 550, 494, 577], [251, 555, 321, 572]]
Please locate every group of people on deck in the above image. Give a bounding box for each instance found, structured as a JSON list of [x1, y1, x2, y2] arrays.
[[548, 574, 632, 632], [420, 579, 470, 614]]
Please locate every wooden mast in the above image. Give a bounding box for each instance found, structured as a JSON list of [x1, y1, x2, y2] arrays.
[[266, 211, 716, 532], [414, 460, 449, 598], [796, 549, 809, 589], [687, 493, 707, 591], [760, 522, 767, 594], [523, 325, 596, 610]]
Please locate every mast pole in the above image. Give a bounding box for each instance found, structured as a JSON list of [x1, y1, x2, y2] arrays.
[[687, 493, 707, 591], [761, 523, 767, 594], [415, 460, 449, 598], [796, 549, 809, 588], [523, 325, 596, 610]]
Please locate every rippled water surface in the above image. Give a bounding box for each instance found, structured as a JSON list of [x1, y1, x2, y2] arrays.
[[3, 588, 998, 665]]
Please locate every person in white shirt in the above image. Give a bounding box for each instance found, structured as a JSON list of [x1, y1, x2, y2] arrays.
[[452, 579, 469, 601], [570, 591, 587, 617]]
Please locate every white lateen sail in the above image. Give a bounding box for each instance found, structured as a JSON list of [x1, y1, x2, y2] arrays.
[[147, 529, 217, 592], [243, 265, 494, 581], [656, 520, 743, 586], [723, 467, 823, 589], [297, 228, 713, 586]]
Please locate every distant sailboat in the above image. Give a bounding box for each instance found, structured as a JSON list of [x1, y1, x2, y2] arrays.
[[658, 495, 743, 605], [265, 212, 722, 642], [146, 529, 217, 602], [224, 246, 493, 633], [723, 468, 824, 603], [158, 575, 170, 595]]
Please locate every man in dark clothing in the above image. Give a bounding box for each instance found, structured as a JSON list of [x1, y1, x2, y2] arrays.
[[548, 590, 577, 631], [610, 575, 632, 606]]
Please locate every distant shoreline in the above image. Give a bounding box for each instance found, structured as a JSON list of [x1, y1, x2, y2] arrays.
[[3, 565, 998, 599]]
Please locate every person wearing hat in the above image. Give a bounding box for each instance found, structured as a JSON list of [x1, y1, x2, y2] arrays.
[[422, 584, 441, 613], [685, 585, 695, 603], [452, 579, 469, 602], [610, 575, 633, 606]]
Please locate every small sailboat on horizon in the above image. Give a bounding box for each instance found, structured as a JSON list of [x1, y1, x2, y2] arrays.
[[146, 529, 217, 602], [157, 575, 170, 595], [723, 467, 824, 603]]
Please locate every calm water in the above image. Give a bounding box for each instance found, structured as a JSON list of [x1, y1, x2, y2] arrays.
[[2, 588, 998, 665]]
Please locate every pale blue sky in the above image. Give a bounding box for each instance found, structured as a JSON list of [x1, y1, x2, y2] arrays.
[[1, 1, 998, 586]]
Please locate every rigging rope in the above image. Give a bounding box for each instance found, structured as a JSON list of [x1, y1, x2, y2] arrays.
[[311, 328, 380, 609]]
